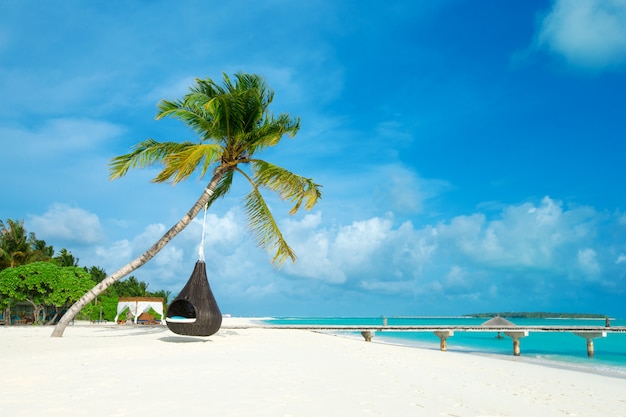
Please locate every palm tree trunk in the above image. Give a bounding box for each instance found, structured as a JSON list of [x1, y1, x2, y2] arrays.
[[51, 168, 227, 337]]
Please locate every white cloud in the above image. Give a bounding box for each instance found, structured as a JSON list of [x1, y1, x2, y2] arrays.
[[375, 120, 414, 143], [284, 213, 440, 289], [438, 196, 595, 269], [283, 214, 393, 284], [282, 213, 335, 277], [243, 282, 279, 298], [372, 164, 450, 215], [577, 248, 601, 277], [30, 192, 626, 313], [28, 203, 104, 245], [83, 224, 188, 289], [359, 279, 416, 294], [0, 67, 123, 118], [202, 211, 245, 246], [95, 239, 132, 262], [334, 217, 391, 265], [280, 196, 609, 303], [77, 207, 254, 291], [443, 265, 467, 288], [133, 223, 168, 251], [143, 75, 197, 106], [1, 118, 125, 159], [536, 0, 626, 70]]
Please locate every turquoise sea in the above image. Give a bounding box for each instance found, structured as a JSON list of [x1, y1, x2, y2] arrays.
[[265, 317, 626, 378]]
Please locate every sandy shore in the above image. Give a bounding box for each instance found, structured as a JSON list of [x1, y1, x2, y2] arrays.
[[1, 319, 625, 417]]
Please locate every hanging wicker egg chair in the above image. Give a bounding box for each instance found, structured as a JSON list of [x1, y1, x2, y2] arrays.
[[166, 260, 222, 336]]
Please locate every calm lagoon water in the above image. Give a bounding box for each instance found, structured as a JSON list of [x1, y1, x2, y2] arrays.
[[265, 317, 626, 378]]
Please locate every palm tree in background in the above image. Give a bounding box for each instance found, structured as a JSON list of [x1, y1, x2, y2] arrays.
[[0, 219, 54, 269], [0, 220, 56, 270], [151, 289, 172, 306], [32, 239, 54, 260], [115, 276, 150, 297], [54, 248, 79, 267], [0, 219, 30, 269], [52, 72, 322, 337]]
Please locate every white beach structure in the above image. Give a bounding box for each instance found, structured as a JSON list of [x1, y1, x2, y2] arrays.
[[114, 297, 165, 324]]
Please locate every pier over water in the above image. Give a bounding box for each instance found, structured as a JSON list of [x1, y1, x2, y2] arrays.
[[222, 323, 626, 357]]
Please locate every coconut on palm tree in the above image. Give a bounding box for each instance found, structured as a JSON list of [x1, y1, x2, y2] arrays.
[[51, 72, 322, 337]]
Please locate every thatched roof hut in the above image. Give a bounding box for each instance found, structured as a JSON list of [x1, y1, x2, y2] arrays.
[[480, 316, 516, 327]]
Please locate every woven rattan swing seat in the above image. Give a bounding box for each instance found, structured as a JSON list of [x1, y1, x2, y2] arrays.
[[166, 260, 222, 336]]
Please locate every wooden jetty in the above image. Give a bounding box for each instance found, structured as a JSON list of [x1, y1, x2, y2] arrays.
[[221, 323, 626, 357]]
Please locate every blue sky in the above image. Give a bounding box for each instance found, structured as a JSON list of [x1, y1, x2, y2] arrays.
[[2, 0, 626, 317]]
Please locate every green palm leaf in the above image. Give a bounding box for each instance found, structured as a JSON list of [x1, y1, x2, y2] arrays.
[[244, 186, 296, 266], [205, 169, 235, 208], [109, 139, 193, 180], [156, 100, 215, 137], [155, 143, 222, 183], [251, 160, 322, 214]]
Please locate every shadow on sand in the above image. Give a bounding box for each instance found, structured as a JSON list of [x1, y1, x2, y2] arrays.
[[159, 335, 213, 343]]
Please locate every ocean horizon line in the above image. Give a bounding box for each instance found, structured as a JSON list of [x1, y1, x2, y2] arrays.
[[257, 314, 621, 321]]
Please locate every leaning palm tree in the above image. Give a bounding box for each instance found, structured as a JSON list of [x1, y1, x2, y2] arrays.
[[51, 72, 321, 337]]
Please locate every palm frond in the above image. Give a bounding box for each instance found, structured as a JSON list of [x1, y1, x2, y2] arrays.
[[244, 114, 300, 155], [154, 143, 222, 183], [251, 160, 322, 214], [192, 76, 225, 97], [204, 169, 235, 208], [203, 94, 236, 143], [156, 99, 215, 139], [234, 73, 273, 107], [244, 186, 296, 266], [109, 140, 193, 180]]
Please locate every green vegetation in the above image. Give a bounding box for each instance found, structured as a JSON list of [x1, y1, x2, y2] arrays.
[[0, 218, 170, 324], [0, 262, 93, 324], [0, 219, 54, 268], [465, 312, 609, 319]]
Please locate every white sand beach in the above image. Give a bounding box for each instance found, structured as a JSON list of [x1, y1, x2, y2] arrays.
[[2, 318, 625, 417]]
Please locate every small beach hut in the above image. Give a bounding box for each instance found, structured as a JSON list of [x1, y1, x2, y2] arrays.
[[114, 297, 165, 324], [480, 316, 516, 327], [481, 315, 516, 339]]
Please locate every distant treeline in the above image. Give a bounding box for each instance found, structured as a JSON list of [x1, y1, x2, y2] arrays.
[[465, 312, 609, 319], [1, 218, 171, 323]]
